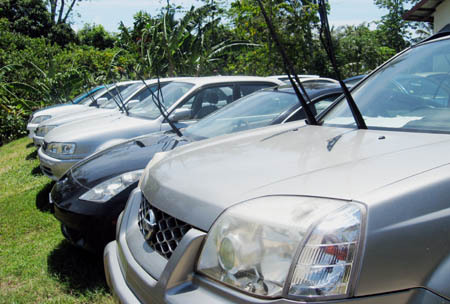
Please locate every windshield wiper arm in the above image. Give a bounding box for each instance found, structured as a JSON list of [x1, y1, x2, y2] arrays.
[[256, 0, 317, 126], [133, 69, 183, 137], [317, 0, 366, 129], [111, 81, 129, 115], [101, 83, 129, 115]]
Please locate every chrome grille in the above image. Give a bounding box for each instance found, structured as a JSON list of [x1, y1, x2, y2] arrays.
[[138, 196, 191, 259]]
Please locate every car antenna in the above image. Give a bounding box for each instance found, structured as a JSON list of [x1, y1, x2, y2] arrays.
[[133, 68, 183, 137], [256, 0, 318, 126], [316, 0, 366, 129]]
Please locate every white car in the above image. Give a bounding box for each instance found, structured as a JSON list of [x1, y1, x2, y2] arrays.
[[32, 81, 146, 147], [27, 81, 138, 138]]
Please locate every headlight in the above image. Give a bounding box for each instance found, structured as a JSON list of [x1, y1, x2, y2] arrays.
[[35, 125, 57, 137], [31, 115, 51, 124], [197, 196, 363, 299], [79, 170, 143, 203], [46, 142, 76, 155]]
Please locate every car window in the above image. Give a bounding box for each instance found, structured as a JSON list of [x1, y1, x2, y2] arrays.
[[176, 85, 234, 121], [239, 83, 275, 97], [100, 83, 143, 109], [128, 82, 194, 119], [322, 38, 450, 133], [78, 88, 106, 105], [313, 93, 341, 113], [184, 90, 299, 139]]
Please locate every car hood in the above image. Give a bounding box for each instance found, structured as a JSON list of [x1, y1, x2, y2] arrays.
[[33, 104, 89, 117], [41, 107, 119, 127], [142, 122, 450, 231], [45, 114, 161, 156], [70, 132, 192, 188]]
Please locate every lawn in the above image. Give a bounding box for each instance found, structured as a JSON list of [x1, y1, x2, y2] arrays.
[[0, 137, 113, 304]]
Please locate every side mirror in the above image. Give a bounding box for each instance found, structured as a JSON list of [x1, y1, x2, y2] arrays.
[[96, 97, 108, 106], [169, 108, 191, 122], [125, 99, 140, 109]]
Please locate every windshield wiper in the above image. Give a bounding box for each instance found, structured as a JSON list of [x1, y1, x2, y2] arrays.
[[133, 69, 183, 137], [256, 0, 318, 126], [317, 0, 366, 129], [101, 83, 129, 115], [110, 81, 129, 115]]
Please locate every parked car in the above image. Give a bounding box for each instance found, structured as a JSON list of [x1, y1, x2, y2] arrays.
[[38, 76, 282, 180], [50, 83, 343, 251], [32, 80, 145, 147], [104, 31, 450, 302], [27, 83, 134, 138]]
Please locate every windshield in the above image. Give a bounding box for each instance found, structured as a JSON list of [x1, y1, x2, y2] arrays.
[[128, 82, 194, 119], [100, 83, 142, 109], [322, 38, 450, 133], [77, 88, 106, 105], [184, 90, 299, 139]]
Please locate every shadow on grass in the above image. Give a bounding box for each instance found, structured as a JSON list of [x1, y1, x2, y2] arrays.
[[31, 165, 43, 176], [47, 240, 109, 294], [36, 181, 55, 213], [26, 149, 38, 160], [26, 142, 34, 148]]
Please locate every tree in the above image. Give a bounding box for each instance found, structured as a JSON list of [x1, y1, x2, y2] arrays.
[[335, 24, 396, 77], [78, 24, 116, 49], [0, 0, 52, 37], [227, 0, 321, 75], [47, 0, 83, 24], [374, 0, 422, 52]]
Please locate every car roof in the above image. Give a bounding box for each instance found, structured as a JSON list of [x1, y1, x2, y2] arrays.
[[267, 83, 341, 98], [164, 76, 283, 86]]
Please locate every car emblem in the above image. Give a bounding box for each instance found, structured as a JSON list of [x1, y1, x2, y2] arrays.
[[140, 208, 157, 241]]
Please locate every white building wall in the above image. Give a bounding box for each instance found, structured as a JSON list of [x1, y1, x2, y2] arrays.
[[434, 0, 450, 32]]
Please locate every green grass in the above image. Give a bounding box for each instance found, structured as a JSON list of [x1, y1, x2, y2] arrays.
[[0, 138, 113, 304]]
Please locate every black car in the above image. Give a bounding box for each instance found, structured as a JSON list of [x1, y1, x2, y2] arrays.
[[50, 84, 343, 251]]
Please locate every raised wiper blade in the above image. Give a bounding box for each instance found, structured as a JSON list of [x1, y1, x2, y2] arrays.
[[256, 0, 318, 126], [110, 81, 129, 115], [101, 83, 124, 112], [317, 0, 366, 129], [133, 69, 183, 137]]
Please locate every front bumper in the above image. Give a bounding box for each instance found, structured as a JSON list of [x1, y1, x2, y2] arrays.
[[38, 147, 80, 180], [51, 180, 135, 251], [104, 189, 447, 304], [33, 135, 44, 147]]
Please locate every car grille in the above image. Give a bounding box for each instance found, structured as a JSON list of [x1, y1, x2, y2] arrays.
[[138, 196, 191, 259]]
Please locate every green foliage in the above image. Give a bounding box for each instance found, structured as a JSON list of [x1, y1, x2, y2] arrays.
[[226, 0, 322, 75], [335, 24, 396, 76], [77, 24, 116, 50], [0, 0, 426, 143], [0, 0, 52, 38]]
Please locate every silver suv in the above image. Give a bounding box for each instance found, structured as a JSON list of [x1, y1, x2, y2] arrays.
[[105, 34, 450, 303]]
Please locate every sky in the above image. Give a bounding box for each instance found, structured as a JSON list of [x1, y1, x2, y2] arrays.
[[71, 0, 386, 32]]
